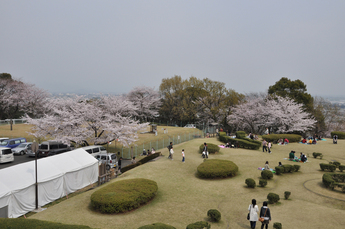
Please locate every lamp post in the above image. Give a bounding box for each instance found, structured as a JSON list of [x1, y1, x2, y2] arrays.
[[31, 142, 39, 209]]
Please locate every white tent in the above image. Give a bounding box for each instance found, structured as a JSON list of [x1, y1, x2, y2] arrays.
[[0, 148, 98, 218]]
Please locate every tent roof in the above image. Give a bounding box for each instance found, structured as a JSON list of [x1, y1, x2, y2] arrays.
[[0, 148, 98, 198]]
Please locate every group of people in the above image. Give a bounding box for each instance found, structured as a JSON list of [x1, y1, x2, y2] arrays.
[[277, 138, 289, 145], [301, 138, 317, 144], [248, 199, 272, 229], [141, 148, 156, 156], [263, 161, 282, 170], [262, 140, 272, 153], [288, 150, 307, 162], [167, 141, 186, 162]]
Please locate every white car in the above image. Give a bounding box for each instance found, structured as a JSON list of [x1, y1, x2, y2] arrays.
[[184, 124, 196, 128], [12, 142, 33, 155], [95, 153, 118, 170], [81, 145, 107, 157]]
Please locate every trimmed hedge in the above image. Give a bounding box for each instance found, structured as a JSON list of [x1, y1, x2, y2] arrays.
[[282, 164, 294, 173], [261, 170, 273, 180], [245, 178, 256, 188], [91, 178, 158, 213], [330, 161, 341, 168], [121, 152, 161, 173], [259, 179, 268, 187], [267, 193, 280, 204], [207, 209, 221, 222], [275, 166, 284, 175], [262, 134, 302, 143], [0, 218, 92, 229], [320, 163, 336, 172], [273, 222, 282, 229], [322, 173, 345, 192], [199, 143, 220, 154], [138, 223, 176, 229], [218, 132, 261, 150], [284, 191, 291, 200], [186, 221, 210, 229], [197, 159, 238, 179], [293, 164, 301, 172], [313, 152, 323, 159], [331, 131, 345, 139], [236, 131, 246, 139], [339, 165, 345, 172]]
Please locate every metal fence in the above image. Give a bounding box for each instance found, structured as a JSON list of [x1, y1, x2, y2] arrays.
[[114, 130, 203, 159], [0, 119, 26, 126]]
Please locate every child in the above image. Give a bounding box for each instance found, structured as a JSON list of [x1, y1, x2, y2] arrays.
[[182, 149, 185, 162], [170, 147, 174, 160]]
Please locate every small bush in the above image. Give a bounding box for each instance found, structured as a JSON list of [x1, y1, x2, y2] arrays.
[[313, 152, 323, 159], [259, 179, 267, 187], [331, 131, 345, 139], [322, 173, 345, 190], [267, 193, 280, 204], [339, 165, 345, 172], [284, 191, 291, 200], [245, 178, 256, 188], [330, 161, 341, 168], [320, 163, 336, 172], [199, 143, 220, 154], [197, 159, 238, 179], [186, 221, 211, 229], [207, 209, 221, 222], [273, 222, 282, 229], [293, 164, 300, 172], [91, 178, 158, 214], [282, 164, 294, 173], [218, 132, 261, 150], [138, 223, 176, 229], [261, 170, 273, 180], [275, 166, 284, 175], [236, 131, 246, 139]]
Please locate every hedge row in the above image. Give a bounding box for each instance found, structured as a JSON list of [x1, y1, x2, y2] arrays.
[[275, 164, 300, 175], [197, 159, 238, 179], [186, 221, 210, 229], [198, 143, 220, 154], [121, 152, 161, 173], [91, 178, 158, 214], [313, 152, 323, 159], [0, 218, 92, 229], [262, 134, 302, 143], [331, 131, 345, 139], [138, 223, 176, 229], [219, 132, 261, 150], [322, 173, 345, 192]]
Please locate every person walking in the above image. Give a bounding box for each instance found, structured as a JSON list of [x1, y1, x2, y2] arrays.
[[167, 142, 173, 159], [259, 201, 271, 229], [203, 142, 208, 158], [181, 149, 185, 162], [267, 142, 272, 154], [262, 140, 267, 152], [170, 146, 174, 160], [118, 157, 122, 171], [248, 199, 259, 229]]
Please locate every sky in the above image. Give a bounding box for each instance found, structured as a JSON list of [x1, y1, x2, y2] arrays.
[[1, 0, 345, 97]]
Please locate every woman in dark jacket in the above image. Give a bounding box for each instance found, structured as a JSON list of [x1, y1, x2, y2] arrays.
[[259, 201, 271, 229]]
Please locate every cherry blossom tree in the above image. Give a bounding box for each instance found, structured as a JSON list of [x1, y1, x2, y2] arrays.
[[127, 86, 161, 122], [25, 95, 149, 146], [228, 95, 316, 134], [0, 75, 49, 130]]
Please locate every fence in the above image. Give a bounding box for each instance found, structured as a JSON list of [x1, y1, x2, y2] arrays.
[[114, 130, 203, 159], [0, 119, 26, 126]]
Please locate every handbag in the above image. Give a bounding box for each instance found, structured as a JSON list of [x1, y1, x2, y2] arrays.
[[259, 207, 268, 222], [247, 205, 251, 220]]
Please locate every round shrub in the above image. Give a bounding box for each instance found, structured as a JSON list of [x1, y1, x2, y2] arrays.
[[138, 223, 176, 229], [199, 143, 220, 154], [293, 164, 300, 172], [261, 170, 273, 180], [186, 221, 210, 229], [245, 178, 256, 188], [267, 193, 280, 204], [259, 179, 267, 187], [275, 166, 284, 175], [197, 159, 238, 179], [273, 222, 282, 229], [91, 178, 158, 214], [284, 191, 291, 200], [282, 164, 294, 173], [207, 209, 221, 222]]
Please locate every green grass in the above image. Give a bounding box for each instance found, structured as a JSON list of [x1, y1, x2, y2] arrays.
[[25, 137, 345, 229]]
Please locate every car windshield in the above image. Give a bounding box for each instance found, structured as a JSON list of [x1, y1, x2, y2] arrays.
[[16, 144, 26, 148], [0, 141, 8, 146]]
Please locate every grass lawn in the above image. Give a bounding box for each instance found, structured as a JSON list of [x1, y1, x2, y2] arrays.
[[28, 137, 345, 229]]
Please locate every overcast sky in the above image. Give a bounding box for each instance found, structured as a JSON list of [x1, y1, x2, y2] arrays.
[[1, 1, 344, 97]]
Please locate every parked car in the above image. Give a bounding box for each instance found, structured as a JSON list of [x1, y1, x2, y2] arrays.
[[184, 124, 196, 128], [37, 141, 72, 157], [0, 138, 9, 143], [0, 138, 26, 149], [95, 153, 118, 170], [81, 145, 107, 157], [0, 147, 14, 164], [12, 142, 33, 155]]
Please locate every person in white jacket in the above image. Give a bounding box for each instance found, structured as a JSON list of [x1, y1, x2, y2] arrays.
[[248, 199, 259, 229]]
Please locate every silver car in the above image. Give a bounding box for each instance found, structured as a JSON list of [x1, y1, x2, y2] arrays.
[[12, 142, 32, 155], [95, 153, 118, 170]]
